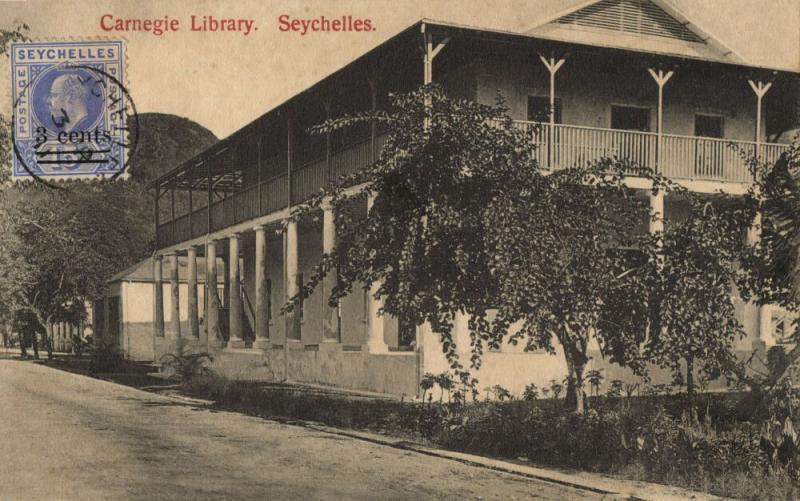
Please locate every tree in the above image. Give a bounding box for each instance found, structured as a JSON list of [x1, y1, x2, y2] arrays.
[[0, 181, 153, 357], [287, 85, 756, 413], [641, 195, 752, 396], [740, 140, 800, 383]]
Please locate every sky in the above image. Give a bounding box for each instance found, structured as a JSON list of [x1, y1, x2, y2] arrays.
[[2, 0, 798, 139]]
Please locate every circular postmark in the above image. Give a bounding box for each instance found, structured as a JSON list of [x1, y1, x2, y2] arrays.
[[11, 57, 139, 186]]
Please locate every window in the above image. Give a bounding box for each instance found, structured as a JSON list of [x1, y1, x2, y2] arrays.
[[528, 96, 562, 123], [694, 114, 724, 138], [772, 311, 796, 345], [398, 317, 416, 349], [611, 105, 651, 132]]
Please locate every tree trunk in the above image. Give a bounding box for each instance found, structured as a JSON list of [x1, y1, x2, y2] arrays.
[[19, 332, 28, 359], [32, 331, 39, 360], [563, 344, 587, 414], [686, 355, 695, 398], [44, 322, 53, 360]]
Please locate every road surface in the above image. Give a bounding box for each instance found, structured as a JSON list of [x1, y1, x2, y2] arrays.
[[0, 360, 603, 500]]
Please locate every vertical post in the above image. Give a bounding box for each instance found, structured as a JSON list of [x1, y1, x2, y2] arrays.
[[322, 99, 332, 184], [254, 224, 270, 349], [647, 68, 674, 235], [257, 138, 263, 215], [228, 233, 244, 348], [421, 25, 449, 131], [283, 115, 294, 380], [188, 186, 193, 236], [168, 252, 181, 341], [153, 255, 165, 339], [103, 296, 110, 345], [285, 218, 300, 342], [366, 193, 388, 353], [322, 199, 339, 341], [154, 187, 160, 248], [187, 246, 199, 339], [748, 79, 773, 343], [539, 56, 566, 168], [207, 159, 212, 234], [170, 188, 176, 243], [205, 240, 221, 348]]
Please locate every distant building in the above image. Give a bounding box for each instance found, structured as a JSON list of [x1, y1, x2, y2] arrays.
[[148, 0, 799, 396]]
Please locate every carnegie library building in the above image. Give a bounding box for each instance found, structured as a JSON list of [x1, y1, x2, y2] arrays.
[[100, 0, 800, 396]]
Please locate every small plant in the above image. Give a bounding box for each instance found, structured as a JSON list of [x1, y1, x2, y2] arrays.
[[608, 379, 624, 398], [624, 382, 639, 398], [523, 383, 539, 401], [549, 379, 563, 400], [160, 340, 213, 384], [586, 369, 604, 396], [87, 340, 123, 374], [420, 372, 436, 402], [70, 334, 90, 357]]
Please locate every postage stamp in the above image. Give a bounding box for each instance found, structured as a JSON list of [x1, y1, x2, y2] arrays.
[[10, 40, 135, 180]]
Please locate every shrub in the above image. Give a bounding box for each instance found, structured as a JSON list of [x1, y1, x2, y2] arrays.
[[160, 351, 213, 384], [87, 340, 123, 374]]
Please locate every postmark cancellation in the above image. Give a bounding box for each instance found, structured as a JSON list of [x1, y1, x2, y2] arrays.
[[11, 40, 133, 180]]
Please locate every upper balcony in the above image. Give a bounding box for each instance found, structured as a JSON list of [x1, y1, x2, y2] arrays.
[[522, 121, 789, 183], [154, 120, 789, 250]]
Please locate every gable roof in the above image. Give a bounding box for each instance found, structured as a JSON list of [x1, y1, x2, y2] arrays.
[[108, 256, 224, 284], [527, 0, 744, 64]]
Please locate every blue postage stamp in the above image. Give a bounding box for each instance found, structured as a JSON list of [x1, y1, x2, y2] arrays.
[[11, 40, 133, 180]]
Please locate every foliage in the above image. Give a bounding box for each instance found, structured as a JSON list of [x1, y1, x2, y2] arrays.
[[586, 369, 604, 396], [522, 383, 539, 401], [160, 351, 213, 384], [767, 346, 790, 381], [180, 371, 800, 499], [286, 85, 758, 413], [87, 340, 124, 374]]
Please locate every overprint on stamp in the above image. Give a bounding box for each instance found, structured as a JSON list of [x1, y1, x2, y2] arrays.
[[11, 40, 134, 180]]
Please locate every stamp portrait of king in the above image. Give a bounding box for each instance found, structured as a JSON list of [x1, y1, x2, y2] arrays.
[[11, 41, 130, 179]]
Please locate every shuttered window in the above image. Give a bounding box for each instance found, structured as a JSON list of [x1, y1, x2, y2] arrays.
[[556, 0, 705, 44]]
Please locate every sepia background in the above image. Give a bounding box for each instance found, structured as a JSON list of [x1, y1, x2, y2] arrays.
[[1, 0, 798, 139]]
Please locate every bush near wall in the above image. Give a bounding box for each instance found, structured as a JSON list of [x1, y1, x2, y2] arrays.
[[184, 374, 800, 500]]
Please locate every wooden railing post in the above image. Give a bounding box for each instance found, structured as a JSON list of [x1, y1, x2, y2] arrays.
[[539, 56, 566, 169]]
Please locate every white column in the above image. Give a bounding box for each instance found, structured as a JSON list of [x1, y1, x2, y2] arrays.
[[322, 200, 339, 341], [205, 240, 221, 348], [748, 79, 773, 343], [285, 218, 300, 341], [168, 252, 181, 341], [253, 225, 270, 349], [228, 234, 245, 348], [187, 246, 199, 339], [647, 68, 674, 236], [153, 256, 165, 339], [366, 194, 388, 353]]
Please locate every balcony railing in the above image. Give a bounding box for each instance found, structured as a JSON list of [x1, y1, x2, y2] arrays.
[[157, 121, 790, 249], [517, 121, 789, 183], [157, 135, 386, 248]]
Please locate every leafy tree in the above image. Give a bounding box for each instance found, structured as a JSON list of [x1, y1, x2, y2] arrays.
[[287, 85, 759, 413], [641, 196, 751, 396], [0, 181, 152, 356], [740, 140, 800, 383]]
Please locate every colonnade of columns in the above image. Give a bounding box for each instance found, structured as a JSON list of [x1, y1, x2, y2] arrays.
[[153, 200, 387, 352]]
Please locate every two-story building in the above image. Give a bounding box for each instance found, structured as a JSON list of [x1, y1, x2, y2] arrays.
[[148, 0, 798, 397]]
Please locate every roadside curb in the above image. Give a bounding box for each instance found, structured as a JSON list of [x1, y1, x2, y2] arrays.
[[27, 360, 723, 501]]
